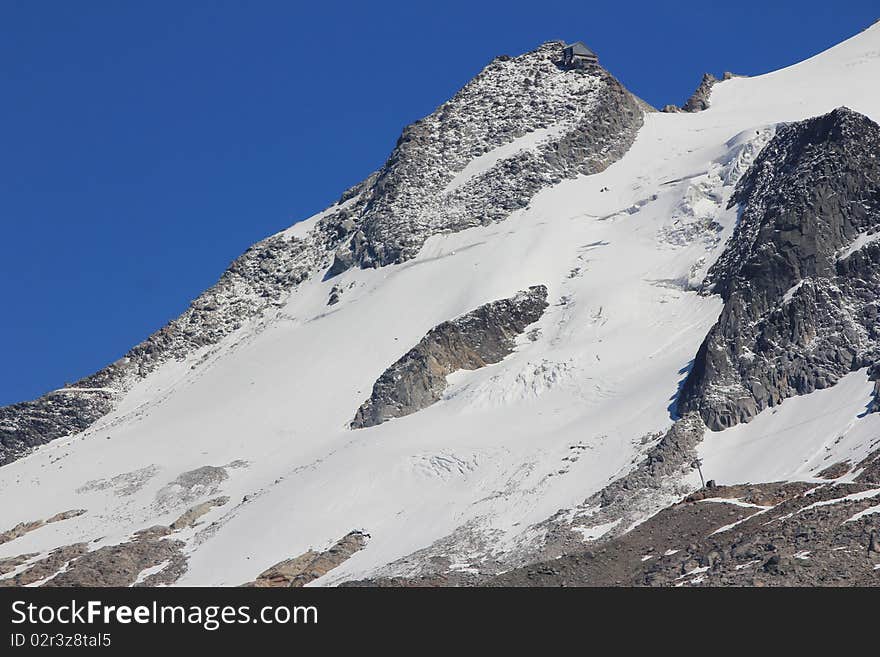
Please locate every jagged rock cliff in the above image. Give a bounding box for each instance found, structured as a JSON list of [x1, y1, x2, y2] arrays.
[[682, 73, 719, 113], [662, 72, 743, 114], [352, 286, 548, 428], [680, 107, 880, 430], [329, 42, 645, 273]]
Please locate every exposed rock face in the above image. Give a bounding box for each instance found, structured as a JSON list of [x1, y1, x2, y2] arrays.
[[551, 414, 707, 550], [681, 73, 718, 112], [0, 230, 324, 466], [855, 447, 880, 484], [243, 530, 369, 587], [0, 501, 236, 587], [170, 496, 229, 531], [0, 42, 644, 468], [817, 461, 852, 479], [0, 553, 38, 577], [680, 107, 880, 430], [661, 72, 743, 114], [0, 384, 116, 466], [0, 509, 86, 546], [0, 544, 90, 587], [488, 481, 880, 587], [43, 532, 187, 588], [349, 481, 880, 587], [0, 529, 188, 588], [329, 42, 645, 273], [405, 414, 708, 576], [155, 466, 230, 512], [594, 414, 705, 512], [351, 286, 549, 428]]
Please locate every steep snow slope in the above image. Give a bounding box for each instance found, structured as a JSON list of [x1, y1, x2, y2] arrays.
[[696, 369, 880, 486], [2, 23, 880, 586]]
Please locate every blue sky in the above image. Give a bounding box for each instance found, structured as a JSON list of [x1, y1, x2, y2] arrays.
[[1, 1, 877, 405]]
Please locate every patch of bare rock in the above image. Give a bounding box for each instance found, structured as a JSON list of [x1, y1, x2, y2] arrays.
[[488, 481, 880, 586], [154, 461, 246, 512], [43, 527, 187, 587], [0, 509, 86, 546], [243, 530, 369, 587], [856, 447, 880, 484], [351, 286, 548, 428], [170, 496, 229, 531], [0, 492, 234, 587], [0, 544, 89, 587]]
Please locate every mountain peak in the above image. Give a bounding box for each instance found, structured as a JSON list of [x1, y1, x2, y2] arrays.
[[326, 40, 644, 273]]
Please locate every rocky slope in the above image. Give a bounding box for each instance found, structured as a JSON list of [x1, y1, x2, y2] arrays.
[[347, 447, 880, 586], [680, 107, 880, 430], [243, 531, 369, 587], [352, 286, 548, 428], [329, 42, 646, 273], [488, 479, 880, 587]]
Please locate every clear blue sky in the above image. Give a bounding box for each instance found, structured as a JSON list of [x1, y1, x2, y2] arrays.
[[1, 1, 877, 405]]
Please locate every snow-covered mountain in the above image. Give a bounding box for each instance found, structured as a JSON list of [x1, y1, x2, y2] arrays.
[[2, 23, 880, 587]]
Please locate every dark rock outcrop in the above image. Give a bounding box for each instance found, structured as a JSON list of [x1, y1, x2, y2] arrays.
[[351, 286, 549, 428], [596, 414, 705, 510], [0, 553, 38, 577], [329, 42, 645, 273], [0, 377, 118, 466], [682, 73, 718, 112], [346, 481, 880, 587], [515, 414, 707, 566], [0, 230, 323, 466], [680, 107, 880, 430], [1, 503, 238, 587], [662, 71, 743, 114]]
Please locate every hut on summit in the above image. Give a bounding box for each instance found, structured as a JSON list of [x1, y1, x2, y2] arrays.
[[561, 41, 598, 68]]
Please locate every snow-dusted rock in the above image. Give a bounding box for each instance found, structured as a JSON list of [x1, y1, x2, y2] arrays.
[[681, 107, 880, 429]]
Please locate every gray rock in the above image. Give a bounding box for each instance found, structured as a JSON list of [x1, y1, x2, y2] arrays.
[[351, 286, 549, 428], [169, 496, 229, 531], [681, 73, 718, 112], [680, 107, 880, 430], [332, 42, 645, 271], [154, 465, 230, 512]]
